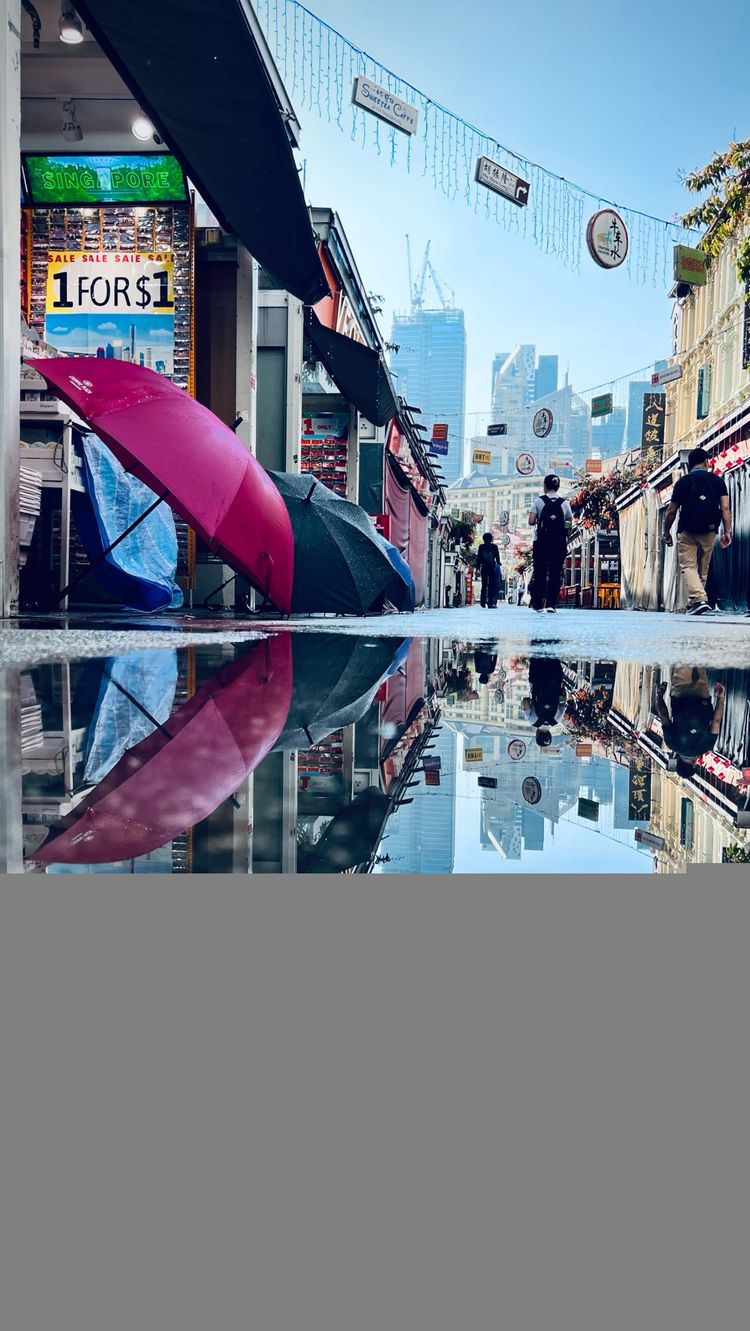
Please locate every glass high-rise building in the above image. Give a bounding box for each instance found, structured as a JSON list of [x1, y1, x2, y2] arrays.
[[390, 308, 467, 485]]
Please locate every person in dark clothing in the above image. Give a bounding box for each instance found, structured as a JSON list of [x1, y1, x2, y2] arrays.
[[655, 667, 725, 777], [522, 656, 566, 747], [527, 475, 573, 613], [474, 646, 498, 685], [662, 446, 732, 616], [475, 532, 501, 608]]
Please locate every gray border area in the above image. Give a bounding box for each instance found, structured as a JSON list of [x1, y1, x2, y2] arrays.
[[1, 865, 747, 1331]]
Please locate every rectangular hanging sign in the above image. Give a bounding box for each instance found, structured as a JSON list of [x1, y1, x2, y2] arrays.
[[475, 156, 530, 207], [44, 251, 175, 373], [472, 449, 492, 465], [464, 748, 484, 764], [651, 364, 682, 386], [487, 423, 508, 436], [585, 458, 603, 474], [430, 440, 449, 455], [591, 393, 613, 418], [641, 392, 666, 460], [673, 244, 708, 287], [432, 423, 449, 441], [23, 154, 188, 206], [351, 77, 419, 135]]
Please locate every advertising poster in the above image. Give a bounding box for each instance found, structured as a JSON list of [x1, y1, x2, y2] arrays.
[[44, 251, 175, 376]]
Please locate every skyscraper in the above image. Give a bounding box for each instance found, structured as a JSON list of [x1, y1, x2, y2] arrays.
[[390, 304, 467, 484], [379, 727, 457, 874], [535, 355, 559, 401]]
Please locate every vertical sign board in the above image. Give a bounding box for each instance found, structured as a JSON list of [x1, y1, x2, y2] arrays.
[[743, 283, 750, 371], [673, 245, 708, 287], [641, 392, 666, 465], [431, 422, 449, 456], [628, 751, 652, 821]]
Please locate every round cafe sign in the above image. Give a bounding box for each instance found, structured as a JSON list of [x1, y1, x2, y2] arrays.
[[586, 208, 629, 270], [533, 407, 553, 439], [499, 510, 509, 528], [522, 776, 542, 805], [507, 739, 527, 762], [500, 534, 511, 548], [515, 452, 535, 476]]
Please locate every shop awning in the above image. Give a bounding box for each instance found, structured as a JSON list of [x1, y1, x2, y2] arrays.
[[305, 310, 398, 427], [74, 0, 328, 305]]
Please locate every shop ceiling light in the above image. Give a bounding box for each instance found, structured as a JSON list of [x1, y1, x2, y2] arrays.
[[131, 113, 155, 142], [61, 101, 83, 143], [58, 1, 84, 43]]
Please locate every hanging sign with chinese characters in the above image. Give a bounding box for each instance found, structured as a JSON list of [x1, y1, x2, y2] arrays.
[[585, 459, 603, 474], [743, 283, 750, 371], [522, 776, 542, 805], [586, 208, 629, 269], [515, 452, 536, 475], [591, 393, 613, 418], [431, 422, 449, 456], [498, 510, 510, 528], [475, 156, 530, 207], [640, 392, 666, 462], [351, 77, 419, 135], [532, 407, 554, 438], [508, 739, 527, 761], [673, 244, 707, 287], [628, 752, 652, 821]]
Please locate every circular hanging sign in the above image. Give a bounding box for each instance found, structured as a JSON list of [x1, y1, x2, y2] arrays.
[[522, 775, 542, 805], [499, 510, 510, 528], [508, 739, 527, 762], [500, 534, 512, 548], [586, 208, 629, 270], [494, 688, 505, 706], [515, 452, 536, 476], [532, 407, 554, 439]]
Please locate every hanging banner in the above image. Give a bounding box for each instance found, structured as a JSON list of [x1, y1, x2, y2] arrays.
[[532, 407, 553, 438], [591, 393, 613, 418], [743, 285, 750, 371], [673, 244, 707, 287], [44, 251, 175, 373], [351, 77, 419, 134], [475, 156, 530, 207], [628, 752, 652, 821], [641, 392, 666, 462], [586, 209, 629, 269]]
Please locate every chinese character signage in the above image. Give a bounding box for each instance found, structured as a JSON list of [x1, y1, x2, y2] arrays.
[[641, 392, 666, 464], [591, 393, 613, 418], [475, 156, 530, 207], [44, 251, 175, 373], [351, 77, 419, 135], [586, 208, 629, 269], [628, 752, 652, 821], [743, 285, 750, 371], [533, 407, 553, 438], [673, 244, 707, 287]]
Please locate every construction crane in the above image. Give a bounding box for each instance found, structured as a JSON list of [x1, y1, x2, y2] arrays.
[[405, 237, 454, 310]]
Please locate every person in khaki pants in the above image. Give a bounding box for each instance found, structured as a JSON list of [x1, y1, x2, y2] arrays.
[[662, 447, 732, 616]]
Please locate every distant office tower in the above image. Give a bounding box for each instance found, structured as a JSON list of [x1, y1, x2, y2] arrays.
[[130, 324, 136, 360], [105, 343, 115, 359], [491, 345, 537, 422], [390, 307, 467, 486], [592, 406, 626, 457], [380, 728, 457, 874], [522, 806, 545, 852], [535, 355, 559, 401], [96, 346, 105, 358]]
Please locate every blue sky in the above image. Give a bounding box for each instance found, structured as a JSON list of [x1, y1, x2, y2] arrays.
[[291, 0, 750, 416]]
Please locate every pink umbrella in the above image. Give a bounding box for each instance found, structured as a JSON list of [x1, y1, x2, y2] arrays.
[[32, 636, 292, 866], [27, 358, 293, 612]]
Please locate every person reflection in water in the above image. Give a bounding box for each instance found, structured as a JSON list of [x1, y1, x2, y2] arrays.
[[655, 666, 725, 777], [474, 646, 498, 685], [522, 657, 566, 748]]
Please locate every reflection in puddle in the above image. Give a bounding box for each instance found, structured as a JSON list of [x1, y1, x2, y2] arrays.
[[4, 634, 749, 874]]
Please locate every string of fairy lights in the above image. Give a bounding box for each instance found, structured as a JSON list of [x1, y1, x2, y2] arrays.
[[256, 0, 698, 287]]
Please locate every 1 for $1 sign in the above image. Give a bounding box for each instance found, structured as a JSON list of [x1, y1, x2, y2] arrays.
[[46, 251, 174, 315]]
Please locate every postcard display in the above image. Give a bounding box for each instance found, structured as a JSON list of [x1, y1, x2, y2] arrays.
[[21, 183, 196, 587]]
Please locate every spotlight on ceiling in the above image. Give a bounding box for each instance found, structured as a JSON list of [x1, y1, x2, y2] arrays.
[[61, 101, 83, 143], [59, 1, 84, 43], [131, 113, 155, 142]]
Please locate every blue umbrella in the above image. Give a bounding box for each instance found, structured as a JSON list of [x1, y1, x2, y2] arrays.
[[378, 536, 416, 611]]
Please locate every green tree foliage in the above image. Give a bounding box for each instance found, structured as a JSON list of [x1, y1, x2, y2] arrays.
[[681, 139, 750, 283]]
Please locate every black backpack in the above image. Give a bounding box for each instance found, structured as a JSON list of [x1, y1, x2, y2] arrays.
[[678, 471, 722, 534], [536, 496, 567, 551], [477, 543, 497, 569]]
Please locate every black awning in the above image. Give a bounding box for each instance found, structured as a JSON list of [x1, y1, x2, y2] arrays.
[[305, 310, 398, 427], [75, 0, 328, 305]]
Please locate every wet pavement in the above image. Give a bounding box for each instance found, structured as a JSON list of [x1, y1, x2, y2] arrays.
[[2, 611, 748, 874]]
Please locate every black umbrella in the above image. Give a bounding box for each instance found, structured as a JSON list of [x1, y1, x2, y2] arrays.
[[267, 472, 397, 615], [274, 635, 410, 751], [299, 788, 391, 874]]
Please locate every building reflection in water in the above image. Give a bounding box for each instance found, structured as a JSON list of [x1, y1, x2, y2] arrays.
[[3, 633, 749, 875]]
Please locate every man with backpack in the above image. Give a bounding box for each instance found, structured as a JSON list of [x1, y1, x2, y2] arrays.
[[662, 447, 732, 616], [654, 668, 725, 777], [527, 474, 573, 613], [522, 656, 567, 747], [475, 532, 502, 608]]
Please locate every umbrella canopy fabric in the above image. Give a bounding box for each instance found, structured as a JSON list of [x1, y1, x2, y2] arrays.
[[274, 634, 410, 750], [28, 359, 294, 612], [299, 788, 391, 874], [74, 0, 328, 305], [33, 637, 292, 866], [378, 536, 416, 611], [267, 471, 397, 615]]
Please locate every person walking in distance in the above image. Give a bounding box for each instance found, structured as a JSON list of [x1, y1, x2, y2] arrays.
[[475, 532, 502, 608], [662, 447, 732, 616], [528, 474, 573, 613]]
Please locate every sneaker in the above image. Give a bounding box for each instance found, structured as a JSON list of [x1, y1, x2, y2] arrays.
[[546, 607, 557, 614], [532, 607, 545, 614], [686, 601, 711, 616]]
